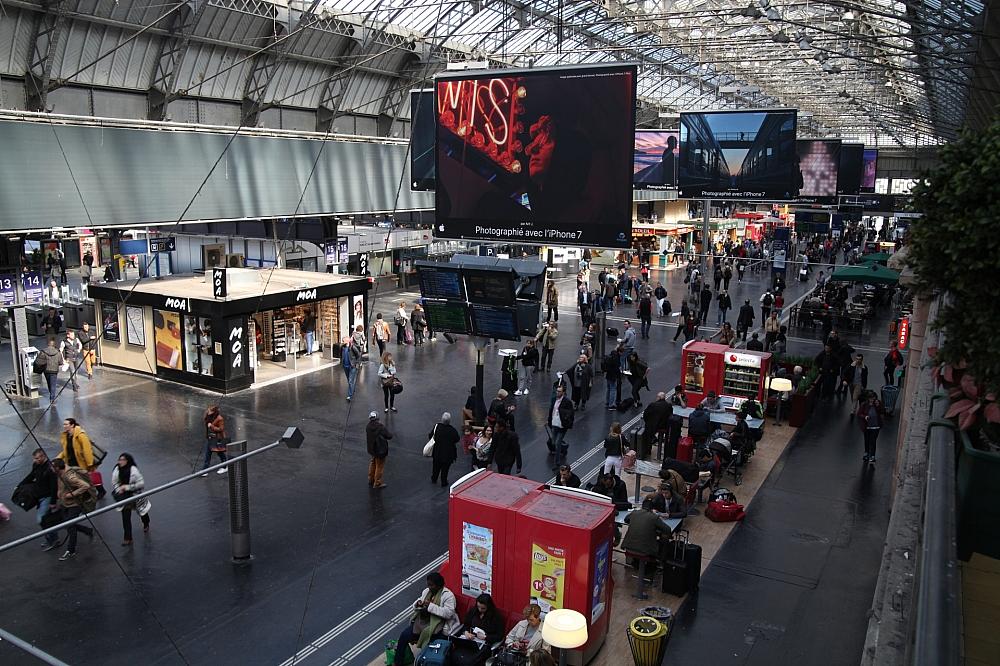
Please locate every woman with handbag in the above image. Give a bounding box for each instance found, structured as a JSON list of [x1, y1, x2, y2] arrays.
[[201, 405, 228, 475], [378, 352, 399, 412], [473, 425, 494, 470], [112, 453, 151, 546], [429, 412, 460, 487]]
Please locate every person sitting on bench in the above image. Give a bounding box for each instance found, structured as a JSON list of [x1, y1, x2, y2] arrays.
[[622, 496, 671, 571], [649, 481, 686, 519]]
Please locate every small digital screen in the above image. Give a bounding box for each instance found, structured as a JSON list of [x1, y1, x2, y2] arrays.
[[794, 139, 840, 204], [837, 144, 864, 195], [463, 267, 516, 306], [679, 109, 798, 200], [633, 130, 679, 190], [423, 301, 471, 334], [410, 90, 435, 191], [434, 64, 637, 248], [470, 304, 520, 341], [417, 264, 465, 300], [861, 148, 878, 193]]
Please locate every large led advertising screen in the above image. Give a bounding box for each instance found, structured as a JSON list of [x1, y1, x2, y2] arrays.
[[861, 148, 878, 193], [410, 89, 435, 191], [678, 109, 797, 200], [838, 143, 864, 195], [794, 139, 841, 205], [633, 130, 679, 190], [434, 64, 637, 249]]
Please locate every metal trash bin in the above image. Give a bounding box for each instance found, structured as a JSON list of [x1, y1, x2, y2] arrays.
[[626, 615, 670, 666], [881, 384, 900, 416]]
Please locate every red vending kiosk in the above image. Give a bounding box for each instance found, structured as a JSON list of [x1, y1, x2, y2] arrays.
[[510, 486, 616, 665], [680, 341, 772, 406], [440, 471, 544, 619]]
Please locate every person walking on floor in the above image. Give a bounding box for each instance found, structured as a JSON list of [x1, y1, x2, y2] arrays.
[[79, 322, 97, 379], [565, 354, 594, 411], [491, 420, 522, 475], [58, 417, 94, 471], [548, 385, 574, 465], [42, 307, 63, 336], [411, 304, 427, 345], [723, 263, 733, 290], [15, 448, 61, 550], [429, 412, 459, 487], [763, 312, 781, 350], [699, 284, 712, 325], [201, 405, 228, 475], [653, 282, 667, 317], [883, 342, 904, 386], [60, 331, 83, 393], [626, 351, 649, 408], [857, 391, 883, 464], [377, 352, 398, 412], [638, 290, 653, 339], [514, 339, 538, 395], [50, 459, 95, 561], [545, 281, 560, 322], [57, 250, 68, 286], [301, 309, 316, 355], [845, 354, 869, 412], [394, 302, 409, 345], [535, 321, 558, 371], [111, 453, 151, 546], [602, 422, 626, 477], [620, 321, 636, 370], [341, 336, 360, 401], [371, 313, 390, 358], [716, 289, 731, 325], [366, 411, 391, 488], [672, 301, 691, 342], [760, 289, 774, 323], [603, 346, 623, 410], [38, 337, 63, 403], [736, 299, 755, 341]]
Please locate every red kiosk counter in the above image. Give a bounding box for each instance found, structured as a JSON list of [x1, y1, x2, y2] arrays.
[[441, 471, 616, 665], [680, 341, 772, 407]]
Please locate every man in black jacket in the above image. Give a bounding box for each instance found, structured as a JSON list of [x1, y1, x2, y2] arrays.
[[491, 420, 523, 475], [591, 472, 631, 510], [565, 355, 594, 411], [641, 392, 673, 460], [736, 299, 755, 341], [603, 347, 623, 410], [746, 333, 765, 351], [15, 448, 60, 550], [366, 412, 392, 489], [688, 405, 713, 444], [549, 385, 575, 464], [815, 344, 841, 399], [699, 285, 712, 325], [429, 412, 460, 487]]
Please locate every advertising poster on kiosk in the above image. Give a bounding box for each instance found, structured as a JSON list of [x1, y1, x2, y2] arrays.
[[461, 522, 494, 597], [591, 541, 610, 623], [434, 64, 637, 249], [153, 309, 183, 369], [101, 301, 120, 342], [529, 543, 567, 613], [679, 109, 798, 200]]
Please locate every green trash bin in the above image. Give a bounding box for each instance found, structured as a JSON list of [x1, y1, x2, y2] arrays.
[[626, 615, 670, 666]]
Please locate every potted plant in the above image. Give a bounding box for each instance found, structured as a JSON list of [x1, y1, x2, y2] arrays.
[[908, 117, 1000, 560]]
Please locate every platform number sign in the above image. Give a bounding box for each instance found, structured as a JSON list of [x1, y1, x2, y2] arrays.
[[227, 318, 246, 379], [212, 268, 227, 299], [20, 271, 43, 304], [0, 274, 15, 307]]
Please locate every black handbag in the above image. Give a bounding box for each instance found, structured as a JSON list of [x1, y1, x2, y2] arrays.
[[390, 378, 403, 395]]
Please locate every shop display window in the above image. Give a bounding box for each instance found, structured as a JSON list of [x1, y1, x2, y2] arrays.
[[184, 316, 214, 376]]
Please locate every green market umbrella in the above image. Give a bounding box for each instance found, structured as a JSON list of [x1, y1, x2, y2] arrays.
[[828, 263, 900, 285], [860, 252, 891, 265]]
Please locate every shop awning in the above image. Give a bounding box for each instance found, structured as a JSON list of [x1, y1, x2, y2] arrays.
[[860, 252, 892, 265]]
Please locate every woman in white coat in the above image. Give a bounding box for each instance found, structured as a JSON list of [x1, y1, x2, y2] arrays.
[[112, 453, 151, 546]]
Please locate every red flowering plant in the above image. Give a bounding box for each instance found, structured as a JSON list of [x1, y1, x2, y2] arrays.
[[931, 347, 1000, 450]]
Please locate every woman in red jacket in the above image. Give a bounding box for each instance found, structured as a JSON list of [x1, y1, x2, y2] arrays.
[[201, 405, 228, 476]]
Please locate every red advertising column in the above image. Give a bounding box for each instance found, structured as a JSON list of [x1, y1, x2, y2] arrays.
[[441, 471, 544, 619], [510, 487, 616, 665]]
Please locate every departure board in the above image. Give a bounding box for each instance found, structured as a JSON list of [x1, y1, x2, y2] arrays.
[[417, 265, 465, 300], [424, 300, 471, 334], [469, 304, 520, 341], [463, 267, 516, 306]]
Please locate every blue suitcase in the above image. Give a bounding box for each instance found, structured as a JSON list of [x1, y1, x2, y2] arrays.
[[416, 638, 452, 666]]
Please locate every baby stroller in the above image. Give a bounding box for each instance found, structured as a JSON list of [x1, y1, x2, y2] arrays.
[[707, 429, 746, 486]]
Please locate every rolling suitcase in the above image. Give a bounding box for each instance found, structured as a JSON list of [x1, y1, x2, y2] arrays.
[[676, 436, 695, 462], [684, 542, 703, 591], [660, 532, 689, 596]]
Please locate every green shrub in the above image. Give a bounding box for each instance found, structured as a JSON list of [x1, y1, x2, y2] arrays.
[[907, 118, 1000, 391]]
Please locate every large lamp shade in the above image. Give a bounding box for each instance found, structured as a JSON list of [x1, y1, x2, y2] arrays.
[[541, 609, 589, 649], [770, 378, 793, 392]]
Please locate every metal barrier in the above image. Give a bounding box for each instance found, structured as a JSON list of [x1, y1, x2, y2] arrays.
[[913, 395, 961, 666]]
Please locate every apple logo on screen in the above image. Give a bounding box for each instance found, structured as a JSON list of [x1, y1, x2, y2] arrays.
[[438, 224, 445, 232]]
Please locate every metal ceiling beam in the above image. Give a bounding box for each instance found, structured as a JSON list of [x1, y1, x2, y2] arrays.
[[149, 0, 207, 121], [24, 0, 70, 112]]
